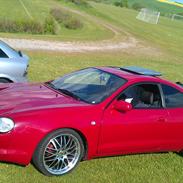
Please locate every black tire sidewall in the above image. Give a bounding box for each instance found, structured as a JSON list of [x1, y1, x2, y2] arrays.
[[0, 79, 11, 83]]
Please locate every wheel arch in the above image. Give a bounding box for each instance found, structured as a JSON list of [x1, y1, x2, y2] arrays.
[[0, 77, 13, 83], [69, 128, 88, 160]]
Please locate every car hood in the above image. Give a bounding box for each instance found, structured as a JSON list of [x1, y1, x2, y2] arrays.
[[0, 83, 87, 115]]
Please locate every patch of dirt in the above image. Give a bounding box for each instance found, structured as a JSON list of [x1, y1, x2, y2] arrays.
[[1, 37, 139, 53]]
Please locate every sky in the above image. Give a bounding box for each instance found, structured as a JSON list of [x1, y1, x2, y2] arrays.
[[171, 0, 183, 3]]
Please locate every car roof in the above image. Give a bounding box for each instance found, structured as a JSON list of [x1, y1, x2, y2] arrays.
[[97, 66, 183, 91]]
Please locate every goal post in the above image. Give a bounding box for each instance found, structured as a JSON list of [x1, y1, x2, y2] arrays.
[[136, 8, 160, 24], [171, 14, 183, 21]]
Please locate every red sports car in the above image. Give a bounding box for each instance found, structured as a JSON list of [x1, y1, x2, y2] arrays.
[[0, 66, 183, 176]]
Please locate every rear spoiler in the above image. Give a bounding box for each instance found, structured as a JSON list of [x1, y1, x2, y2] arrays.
[[176, 82, 183, 87]]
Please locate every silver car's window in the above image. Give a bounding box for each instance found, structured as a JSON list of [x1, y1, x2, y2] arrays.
[[0, 49, 8, 58]]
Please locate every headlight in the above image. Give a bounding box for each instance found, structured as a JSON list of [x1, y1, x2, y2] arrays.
[[0, 118, 14, 133]]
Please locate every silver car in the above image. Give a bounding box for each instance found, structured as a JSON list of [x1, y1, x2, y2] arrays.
[[0, 40, 29, 83]]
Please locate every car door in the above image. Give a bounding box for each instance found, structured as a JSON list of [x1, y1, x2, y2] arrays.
[[159, 84, 183, 151], [98, 83, 169, 156]]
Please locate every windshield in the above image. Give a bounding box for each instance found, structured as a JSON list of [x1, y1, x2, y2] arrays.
[[47, 68, 126, 104]]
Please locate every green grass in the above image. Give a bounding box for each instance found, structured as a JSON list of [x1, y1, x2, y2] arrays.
[[28, 51, 183, 82], [0, 0, 113, 41], [2, 153, 183, 183], [0, 50, 182, 183]]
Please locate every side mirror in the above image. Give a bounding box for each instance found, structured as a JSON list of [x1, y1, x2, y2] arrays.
[[114, 100, 132, 112]]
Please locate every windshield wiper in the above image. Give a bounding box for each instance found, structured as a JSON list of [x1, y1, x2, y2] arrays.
[[57, 88, 81, 101], [45, 82, 81, 101]]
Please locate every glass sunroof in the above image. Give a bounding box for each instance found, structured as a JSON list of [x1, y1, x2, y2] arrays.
[[121, 66, 162, 76]]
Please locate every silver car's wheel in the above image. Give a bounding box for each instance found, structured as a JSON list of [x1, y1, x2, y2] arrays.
[[33, 129, 85, 176], [0, 78, 11, 83]]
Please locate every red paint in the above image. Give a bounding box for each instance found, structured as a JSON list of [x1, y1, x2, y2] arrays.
[[0, 67, 182, 166]]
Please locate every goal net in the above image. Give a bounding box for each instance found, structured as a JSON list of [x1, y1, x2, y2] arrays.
[[172, 14, 183, 21], [136, 8, 160, 24]]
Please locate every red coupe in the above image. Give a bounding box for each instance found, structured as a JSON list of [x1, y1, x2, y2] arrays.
[[0, 66, 183, 176]]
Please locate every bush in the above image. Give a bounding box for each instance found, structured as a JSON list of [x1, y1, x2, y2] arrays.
[[114, 1, 123, 7], [0, 19, 44, 34], [64, 18, 83, 29], [44, 16, 57, 34], [131, 3, 144, 11], [62, 0, 90, 7], [113, 0, 128, 8], [0, 17, 58, 34], [21, 20, 44, 34], [50, 8, 83, 30], [50, 8, 70, 23]]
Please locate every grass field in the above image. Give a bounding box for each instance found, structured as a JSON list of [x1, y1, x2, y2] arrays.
[[0, 0, 183, 182], [0, 0, 114, 41]]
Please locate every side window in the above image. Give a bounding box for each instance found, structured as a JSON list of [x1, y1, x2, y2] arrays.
[[161, 84, 183, 108], [0, 49, 8, 58], [118, 84, 162, 109]]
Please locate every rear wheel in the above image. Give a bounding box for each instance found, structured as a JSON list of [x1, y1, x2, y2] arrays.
[[33, 128, 85, 176], [0, 78, 11, 83]]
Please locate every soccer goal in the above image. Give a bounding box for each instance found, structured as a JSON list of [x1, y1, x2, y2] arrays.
[[136, 8, 160, 24], [171, 14, 183, 21]]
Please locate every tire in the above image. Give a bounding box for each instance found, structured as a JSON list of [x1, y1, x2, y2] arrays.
[[0, 78, 11, 83], [33, 128, 85, 176]]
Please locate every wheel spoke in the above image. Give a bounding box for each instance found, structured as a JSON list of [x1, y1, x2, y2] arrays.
[[49, 162, 57, 169], [47, 146, 57, 152], [63, 136, 67, 149], [45, 154, 57, 159], [45, 157, 57, 162], [64, 136, 73, 149], [62, 159, 68, 168], [50, 139, 58, 151], [45, 150, 56, 155], [54, 138, 61, 148], [66, 144, 77, 152]]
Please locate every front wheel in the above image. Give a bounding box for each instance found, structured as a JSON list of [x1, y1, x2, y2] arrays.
[[33, 128, 85, 176]]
